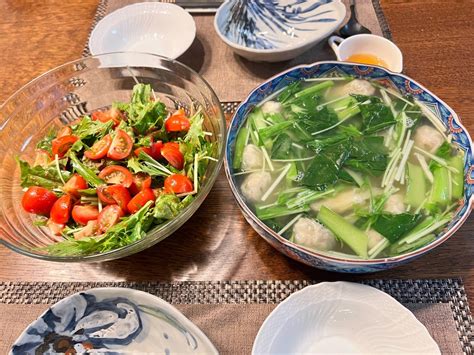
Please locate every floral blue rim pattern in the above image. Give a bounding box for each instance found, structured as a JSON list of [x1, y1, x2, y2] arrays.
[[221, 0, 342, 49], [225, 61, 474, 273]]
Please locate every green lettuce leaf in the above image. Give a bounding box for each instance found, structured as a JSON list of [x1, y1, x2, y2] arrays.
[[17, 158, 71, 190]]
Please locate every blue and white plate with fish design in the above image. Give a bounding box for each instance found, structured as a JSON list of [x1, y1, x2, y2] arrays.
[[10, 288, 218, 354], [214, 0, 346, 62]]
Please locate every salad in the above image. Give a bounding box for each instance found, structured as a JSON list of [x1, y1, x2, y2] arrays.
[[19, 84, 216, 256]]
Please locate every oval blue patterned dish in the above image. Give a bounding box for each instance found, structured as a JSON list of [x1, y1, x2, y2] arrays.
[[224, 61, 473, 273], [10, 288, 218, 354], [214, 0, 346, 62]]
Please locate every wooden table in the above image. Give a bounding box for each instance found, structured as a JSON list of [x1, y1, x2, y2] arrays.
[[0, 1, 473, 305]]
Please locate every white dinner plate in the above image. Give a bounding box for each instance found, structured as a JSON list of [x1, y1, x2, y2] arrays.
[[11, 287, 218, 354], [89, 2, 196, 59], [253, 281, 440, 354]]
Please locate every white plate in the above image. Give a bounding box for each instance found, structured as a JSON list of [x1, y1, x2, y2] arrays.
[[89, 2, 196, 59], [253, 282, 440, 354], [10, 287, 218, 354]]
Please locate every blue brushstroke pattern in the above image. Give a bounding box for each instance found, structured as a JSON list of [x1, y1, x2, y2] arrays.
[[11, 293, 143, 354], [222, 0, 338, 49]]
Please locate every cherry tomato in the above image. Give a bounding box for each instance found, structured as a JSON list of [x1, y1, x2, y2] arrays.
[[50, 194, 73, 224], [47, 219, 65, 236], [98, 166, 133, 188], [97, 205, 124, 233], [34, 149, 51, 167], [164, 174, 194, 194], [161, 142, 184, 170], [92, 107, 123, 126], [74, 219, 99, 239], [72, 205, 100, 225], [21, 186, 58, 215], [97, 185, 131, 210], [107, 130, 133, 160], [134, 146, 152, 157], [51, 135, 79, 158], [129, 173, 152, 195], [165, 109, 190, 132], [84, 134, 112, 160], [150, 141, 164, 160], [63, 174, 88, 197], [127, 188, 155, 214], [57, 126, 73, 138]]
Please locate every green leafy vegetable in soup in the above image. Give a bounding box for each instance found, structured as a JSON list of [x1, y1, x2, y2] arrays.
[[233, 77, 464, 259], [18, 84, 216, 256]]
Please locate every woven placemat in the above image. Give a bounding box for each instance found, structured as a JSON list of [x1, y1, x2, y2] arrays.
[[82, 0, 392, 102], [1, 279, 472, 353]]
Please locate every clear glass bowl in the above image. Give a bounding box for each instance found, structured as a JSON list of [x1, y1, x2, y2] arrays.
[[0, 52, 226, 262]]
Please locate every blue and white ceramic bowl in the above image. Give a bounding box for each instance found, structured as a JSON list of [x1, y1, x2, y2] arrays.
[[214, 0, 346, 62], [225, 61, 474, 273], [10, 288, 218, 354]]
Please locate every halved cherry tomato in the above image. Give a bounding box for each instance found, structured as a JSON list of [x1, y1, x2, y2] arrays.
[[129, 173, 152, 195], [51, 135, 79, 158], [84, 134, 112, 160], [107, 130, 133, 160], [165, 142, 180, 150], [165, 109, 190, 132], [134, 146, 152, 157], [57, 126, 73, 138], [150, 141, 164, 160], [127, 188, 155, 214], [97, 185, 131, 210], [92, 107, 123, 126], [74, 220, 98, 240], [98, 166, 133, 188], [47, 219, 65, 236], [72, 205, 100, 225], [97, 205, 124, 233], [21, 186, 58, 215], [164, 174, 193, 194], [63, 174, 88, 197], [34, 149, 51, 167], [50, 194, 73, 224], [161, 142, 184, 170]]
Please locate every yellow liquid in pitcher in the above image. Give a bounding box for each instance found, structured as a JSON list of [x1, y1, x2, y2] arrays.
[[345, 53, 388, 68]]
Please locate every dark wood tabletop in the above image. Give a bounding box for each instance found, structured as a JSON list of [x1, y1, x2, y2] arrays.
[[0, 0, 473, 306]]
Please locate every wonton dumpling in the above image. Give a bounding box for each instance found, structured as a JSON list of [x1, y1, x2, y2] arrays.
[[384, 193, 405, 214], [333, 79, 376, 97], [261, 100, 282, 115], [413, 125, 444, 153], [293, 217, 337, 251], [240, 171, 272, 202], [242, 144, 263, 171], [310, 188, 371, 214]]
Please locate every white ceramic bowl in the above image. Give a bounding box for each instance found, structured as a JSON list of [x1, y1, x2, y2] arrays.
[[214, 0, 346, 62], [89, 2, 196, 59], [253, 282, 440, 354]]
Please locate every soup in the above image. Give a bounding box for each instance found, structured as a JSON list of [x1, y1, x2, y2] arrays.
[[345, 53, 388, 68], [232, 77, 464, 259]]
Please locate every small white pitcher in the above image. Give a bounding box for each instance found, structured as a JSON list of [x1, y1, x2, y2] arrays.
[[328, 34, 403, 73]]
